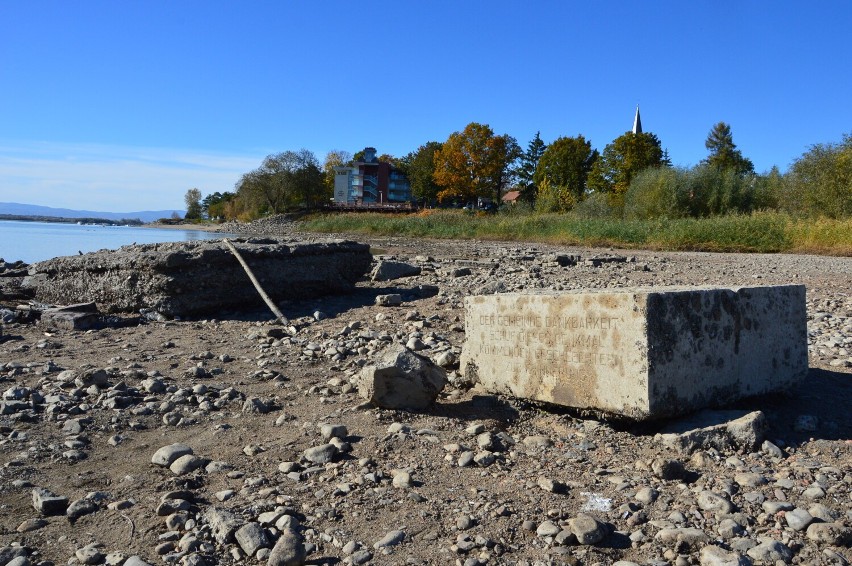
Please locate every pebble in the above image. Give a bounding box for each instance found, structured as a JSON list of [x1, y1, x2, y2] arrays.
[[373, 530, 405, 549], [267, 528, 306, 566]]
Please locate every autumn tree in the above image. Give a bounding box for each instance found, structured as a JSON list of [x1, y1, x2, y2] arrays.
[[703, 122, 754, 175], [433, 122, 521, 203], [184, 188, 202, 219], [533, 135, 598, 206], [400, 141, 444, 203], [516, 132, 547, 201], [587, 132, 665, 195]]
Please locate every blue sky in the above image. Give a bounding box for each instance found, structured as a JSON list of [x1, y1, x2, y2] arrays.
[[2, 1, 850, 212]]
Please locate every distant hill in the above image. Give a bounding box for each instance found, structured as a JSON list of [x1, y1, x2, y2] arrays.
[[0, 202, 185, 223]]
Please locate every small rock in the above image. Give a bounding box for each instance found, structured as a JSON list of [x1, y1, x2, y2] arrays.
[[151, 443, 193, 467], [303, 443, 338, 464], [267, 528, 306, 566], [568, 514, 607, 545], [32, 488, 68, 515], [235, 522, 271, 557], [806, 522, 851, 545], [66, 498, 99, 521], [170, 454, 206, 476], [746, 540, 792, 563], [373, 529, 405, 549]]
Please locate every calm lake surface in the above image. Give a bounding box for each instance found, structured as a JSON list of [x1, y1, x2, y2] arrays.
[[0, 220, 233, 264]]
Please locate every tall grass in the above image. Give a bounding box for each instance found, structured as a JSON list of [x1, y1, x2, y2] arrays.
[[301, 210, 852, 255]]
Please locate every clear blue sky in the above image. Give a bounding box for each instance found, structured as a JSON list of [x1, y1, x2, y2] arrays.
[[2, 1, 850, 212]]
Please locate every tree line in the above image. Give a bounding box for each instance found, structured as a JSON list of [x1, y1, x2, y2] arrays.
[[184, 123, 852, 221]]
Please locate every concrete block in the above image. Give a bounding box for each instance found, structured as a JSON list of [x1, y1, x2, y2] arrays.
[[461, 285, 807, 419]]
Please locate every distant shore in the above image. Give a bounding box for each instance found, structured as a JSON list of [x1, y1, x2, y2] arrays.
[[143, 220, 222, 232]]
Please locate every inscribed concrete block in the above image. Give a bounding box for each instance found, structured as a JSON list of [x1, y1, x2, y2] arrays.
[[461, 285, 807, 419]]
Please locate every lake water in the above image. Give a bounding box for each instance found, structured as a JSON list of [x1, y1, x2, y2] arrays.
[[0, 220, 234, 264]]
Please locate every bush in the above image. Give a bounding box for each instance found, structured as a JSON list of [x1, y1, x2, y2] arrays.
[[786, 133, 852, 218], [571, 192, 621, 219], [624, 167, 690, 219]]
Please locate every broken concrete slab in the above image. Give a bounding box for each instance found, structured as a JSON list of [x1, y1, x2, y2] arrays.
[[461, 285, 807, 420], [358, 343, 447, 410], [370, 260, 421, 282], [655, 410, 767, 453], [22, 238, 371, 317], [40, 303, 102, 330]]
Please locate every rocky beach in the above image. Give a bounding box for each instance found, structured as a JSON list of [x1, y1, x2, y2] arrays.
[[1, 217, 850, 566]]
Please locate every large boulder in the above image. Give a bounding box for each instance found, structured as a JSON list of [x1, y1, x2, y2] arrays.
[[358, 344, 447, 410]]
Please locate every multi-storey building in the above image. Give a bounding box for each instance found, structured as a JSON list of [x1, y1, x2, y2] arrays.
[[333, 147, 412, 204]]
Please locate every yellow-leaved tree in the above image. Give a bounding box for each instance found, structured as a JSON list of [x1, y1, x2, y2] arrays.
[[433, 122, 520, 203]]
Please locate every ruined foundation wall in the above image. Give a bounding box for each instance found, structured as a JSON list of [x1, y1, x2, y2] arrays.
[[22, 238, 372, 316]]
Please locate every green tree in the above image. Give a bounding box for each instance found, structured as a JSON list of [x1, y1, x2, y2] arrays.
[[533, 135, 598, 206], [236, 149, 325, 214], [588, 132, 665, 197], [703, 122, 754, 175], [516, 132, 547, 202], [786, 133, 852, 218], [402, 141, 443, 204], [200, 191, 235, 220], [433, 122, 521, 203], [184, 188, 202, 219]]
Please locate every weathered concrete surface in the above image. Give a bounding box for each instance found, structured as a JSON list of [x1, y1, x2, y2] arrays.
[[22, 238, 371, 317], [461, 286, 807, 419]]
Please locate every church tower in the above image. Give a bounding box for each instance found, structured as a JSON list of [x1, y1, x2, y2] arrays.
[[632, 105, 642, 134]]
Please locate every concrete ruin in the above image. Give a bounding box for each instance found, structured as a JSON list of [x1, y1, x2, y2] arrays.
[[461, 285, 808, 420], [22, 238, 372, 317]]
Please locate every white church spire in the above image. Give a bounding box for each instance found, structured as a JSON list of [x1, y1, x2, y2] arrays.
[[632, 105, 642, 134]]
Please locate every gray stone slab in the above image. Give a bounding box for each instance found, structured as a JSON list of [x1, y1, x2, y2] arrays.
[[22, 238, 371, 317], [461, 285, 807, 419]]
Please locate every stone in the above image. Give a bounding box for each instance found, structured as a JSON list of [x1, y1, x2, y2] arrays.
[[784, 507, 813, 531], [66, 498, 99, 520], [32, 488, 68, 515], [373, 530, 405, 548], [568, 514, 607, 545], [658, 410, 769, 453], [76, 544, 105, 565], [697, 491, 735, 514], [151, 443, 193, 467], [461, 286, 807, 419], [170, 454, 206, 476], [656, 528, 710, 547], [370, 261, 421, 281], [698, 545, 750, 566], [319, 423, 347, 440], [806, 522, 851, 545], [123, 558, 152, 566], [268, 528, 306, 566], [23, 239, 371, 317], [375, 294, 402, 306], [358, 343, 447, 410], [746, 540, 792, 563], [203, 507, 243, 544], [303, 443, 338, 464], [235, 522, 271, 556], [536, 521, 561, 537]]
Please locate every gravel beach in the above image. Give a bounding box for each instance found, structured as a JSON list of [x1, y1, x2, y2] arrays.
[[1, 219, 850, 566]]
